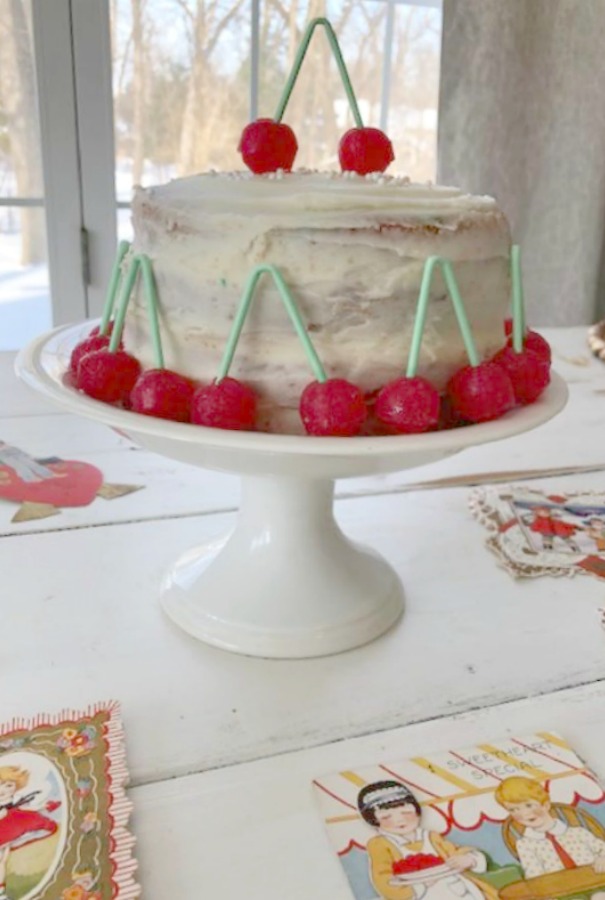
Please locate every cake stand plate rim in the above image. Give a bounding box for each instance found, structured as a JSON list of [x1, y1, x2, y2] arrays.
[[16, 320, 568, 460]]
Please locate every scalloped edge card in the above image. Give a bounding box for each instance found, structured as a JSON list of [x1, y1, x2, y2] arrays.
[[0, 701, 140, 899], [470, 486, 605, 580]]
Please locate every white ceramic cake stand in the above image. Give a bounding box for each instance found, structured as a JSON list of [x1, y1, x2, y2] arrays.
[[17, 322, 567, 659]]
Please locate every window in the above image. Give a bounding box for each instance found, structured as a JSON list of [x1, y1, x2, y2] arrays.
[[0, 0, 51, 350], [0, 0, 442, 349]]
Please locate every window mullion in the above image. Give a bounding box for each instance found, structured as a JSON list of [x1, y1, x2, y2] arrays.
[[30, 0, 87, 324], [250, 0, 261, 120], [380, 0, 396, 133], [71, 0, 118, 318]]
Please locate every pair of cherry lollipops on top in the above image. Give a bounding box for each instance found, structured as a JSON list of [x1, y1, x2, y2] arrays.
[[68, 319, 551, 438], [238, 120, 395, 177]]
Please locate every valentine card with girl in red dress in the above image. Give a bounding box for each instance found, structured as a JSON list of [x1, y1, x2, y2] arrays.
[[0, 702, 139, 899]]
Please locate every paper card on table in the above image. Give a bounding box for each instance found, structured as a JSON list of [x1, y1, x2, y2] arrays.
[[96, 484, 143, 501], [0, 443, 144, 515], [0, 701, 140, 899], [0, 444, 103, 509], [10, 503, 60, 524], [313, 733, 605, 900], [470, 486, 605, 579]]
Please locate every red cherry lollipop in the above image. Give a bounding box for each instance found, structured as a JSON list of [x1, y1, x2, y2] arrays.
[[447, 361, 515, 423], [91, 321, 115, 338], [492, 345, 550, 405], [494, 245, 551, 405], [76, 253, 142, 404], [300, 378, 367, 437], [375, 376, 440, 434], [190, 377, 256, 430], [126, 255, 197, 422], [78, 349, 141, 404], [412, 256, 515, 423], [239, 120, 298, 175], [375, 256, 451, 435], [69, 333, 111, 380], [504, 246, 552, 363], [70, 240, 131, 381], [238, 18, 394, 177], [339, 127, 394, 175], [504, 318, 551, 363], [191, 266, 301, 433], [131, 369, 194, 422]]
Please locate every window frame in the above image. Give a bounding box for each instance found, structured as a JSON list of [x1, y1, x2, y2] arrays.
[[21, 0, 442, 330], [30, 0, 87, 324]]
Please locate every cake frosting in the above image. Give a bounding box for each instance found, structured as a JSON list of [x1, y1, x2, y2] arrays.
[[124, 170, 512, 433]]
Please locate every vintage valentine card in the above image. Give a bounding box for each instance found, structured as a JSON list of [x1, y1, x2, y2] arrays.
[[0, 702, 139, 899], [0, 442, 143, 522], [470, 487, 605, 579], [313, 733, 605, 900]]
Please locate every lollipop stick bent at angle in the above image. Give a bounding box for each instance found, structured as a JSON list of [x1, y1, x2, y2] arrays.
[[68, 240, 131, 377], [128, 255, 195, 422], [376, 256, 481, 435], [425, 258, 514, 424], [98, 240, 131, 337], [194, 264, 366, 436], [273, 18, 363, 128], [76, 256, 142, 403]]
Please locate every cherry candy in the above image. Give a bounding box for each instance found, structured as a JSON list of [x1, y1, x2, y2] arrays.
[[375, 376, 440, 434], [447, 361, 515, 423], [238, 119, 298, 174], [503, 319, 552, 363], [438, 392, 464, 430], [190, 377, 256, 430], [492, 346, 550, 405], [77, 349, 141, 404], [300, 379, 367, 437], [69, 334, 110, 379], [130, 369, 195, 422], [91, 322, 115, 337], [338, 127, 394, 175], [507, 330, 551, 363]]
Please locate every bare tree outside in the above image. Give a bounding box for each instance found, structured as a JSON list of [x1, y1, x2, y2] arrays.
[[111, 0, 441, 200], [0, 0, 46, 265], [0, 0, 441, 346]]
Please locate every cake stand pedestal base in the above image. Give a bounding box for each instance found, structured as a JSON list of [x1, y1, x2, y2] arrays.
[[160, 475, 404, 658], [17, 322, 568, 660]]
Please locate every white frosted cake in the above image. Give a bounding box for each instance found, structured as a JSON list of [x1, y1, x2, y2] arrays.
[[124, 170, 511, 433]]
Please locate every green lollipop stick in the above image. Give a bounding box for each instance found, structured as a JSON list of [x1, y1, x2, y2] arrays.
[[406, 256, 441, 378], [99, 240, 131, 336], [440, 260, 480, 367], [108, 256, 141, 353], [216, 264, 327, 383], [511, 244, 525, 354], [274, 18, 363, 129], [139, 255, 165, 369], [406, 256, 479, 376]]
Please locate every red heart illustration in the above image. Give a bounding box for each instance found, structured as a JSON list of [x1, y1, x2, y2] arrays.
[[0, 460, 103, 508]]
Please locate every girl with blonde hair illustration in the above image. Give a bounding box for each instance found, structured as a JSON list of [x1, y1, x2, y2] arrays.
[[0, 766, 58, 900]]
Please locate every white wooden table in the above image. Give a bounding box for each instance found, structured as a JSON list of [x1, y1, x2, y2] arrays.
[[2, 327, 605, 898]]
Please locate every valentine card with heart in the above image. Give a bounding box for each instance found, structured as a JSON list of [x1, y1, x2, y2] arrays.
[[0, 443, 103, 509]]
